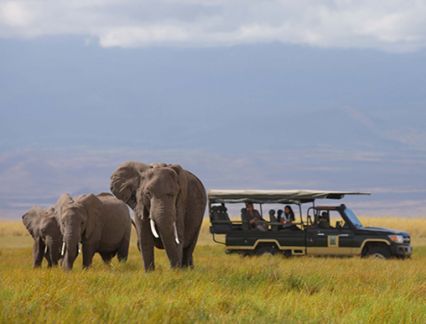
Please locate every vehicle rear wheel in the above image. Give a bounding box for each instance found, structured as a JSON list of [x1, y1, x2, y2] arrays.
[[365, 245, 391, 259], [255, 243, 278, 255]]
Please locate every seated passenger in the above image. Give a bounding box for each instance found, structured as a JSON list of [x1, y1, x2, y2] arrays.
[[241, 202, 267, 231], [277, 209, 284, 221], [278, 205, 295, 224], [268, 209, 277, 222], [269, 209, 279, 231], [318, 211, 330, 229]]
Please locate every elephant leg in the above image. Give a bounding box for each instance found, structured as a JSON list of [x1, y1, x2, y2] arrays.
[[117, 236, 130, 262], [33, 238, 45, 268], [45, 247, 53, 268], [182, 240, 198, 268], [45, 236, 57, 267], [82, 243, 96, 269], [137, 218, 156, 271], [100, 252, 114, 265], [50, 240, 61, 267]]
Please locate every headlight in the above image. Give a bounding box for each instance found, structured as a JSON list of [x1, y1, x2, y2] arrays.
[[388, 235, 404, 244]]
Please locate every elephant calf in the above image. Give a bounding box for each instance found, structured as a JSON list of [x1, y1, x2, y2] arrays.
[[55, 192, 131, 270], [22, 206, 63, 268]]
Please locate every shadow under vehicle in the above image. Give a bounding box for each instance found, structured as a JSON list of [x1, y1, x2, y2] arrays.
[[208, 190, 412, 259]]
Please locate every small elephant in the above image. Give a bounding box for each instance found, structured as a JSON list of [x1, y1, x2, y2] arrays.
[[22, 206, 63, 268], [110, 161, 207, 271], [55, 192, 131, 270]]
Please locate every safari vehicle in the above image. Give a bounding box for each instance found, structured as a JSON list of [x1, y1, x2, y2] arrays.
[[208, 190, 412, 259]]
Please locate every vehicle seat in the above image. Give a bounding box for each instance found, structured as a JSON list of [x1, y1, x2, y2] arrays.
[[318, 218, 330, 229], [210, 205, 232, 234], [241, 208, 250, 231]]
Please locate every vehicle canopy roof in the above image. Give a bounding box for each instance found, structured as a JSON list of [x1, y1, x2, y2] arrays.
[[208, 189, 370, 204]]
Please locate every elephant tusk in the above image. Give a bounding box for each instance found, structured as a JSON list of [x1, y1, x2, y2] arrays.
[[61, 242, 65, 256], [150, 219, 160, 238], [173, 222, 180, 245]]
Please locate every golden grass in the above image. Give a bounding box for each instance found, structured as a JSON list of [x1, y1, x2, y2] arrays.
[[0, 220, 28, 237], [1, 218, 425, 323]]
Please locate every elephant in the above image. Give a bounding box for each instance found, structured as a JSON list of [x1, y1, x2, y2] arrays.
[[22, 206, 63, 268], [55, 192, 131, 270], [110, 161, 207, 271]]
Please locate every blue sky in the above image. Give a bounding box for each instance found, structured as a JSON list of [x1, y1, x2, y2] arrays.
[[1, 1, 426, 218]]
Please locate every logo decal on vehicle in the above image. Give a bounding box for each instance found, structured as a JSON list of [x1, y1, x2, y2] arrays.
[[328, 235, 339, 248]]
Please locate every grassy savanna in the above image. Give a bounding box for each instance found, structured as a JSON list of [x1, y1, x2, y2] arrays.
[[1, 218, 425, 323]]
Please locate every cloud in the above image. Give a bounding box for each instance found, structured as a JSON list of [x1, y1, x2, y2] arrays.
[[0, 2, 32, 27], [0, 1, 426, 51]]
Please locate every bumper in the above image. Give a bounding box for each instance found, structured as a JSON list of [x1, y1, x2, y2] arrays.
[[391, 244, 412, 258]]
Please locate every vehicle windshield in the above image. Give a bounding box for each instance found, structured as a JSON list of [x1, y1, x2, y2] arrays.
[[344, 208, 363, 228]]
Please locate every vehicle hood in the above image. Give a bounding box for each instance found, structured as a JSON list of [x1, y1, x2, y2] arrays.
[[359, 226, 409, 236]]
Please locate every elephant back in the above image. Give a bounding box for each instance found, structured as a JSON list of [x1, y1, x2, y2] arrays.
[[97, 194, 131, 222], [184, 170, 207, 206], [182, 170, 207, 246]]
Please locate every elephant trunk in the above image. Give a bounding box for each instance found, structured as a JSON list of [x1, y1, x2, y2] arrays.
[[150, 219, 179, 244], [149, 197, 182, 268], [63, 231, 80, 271]]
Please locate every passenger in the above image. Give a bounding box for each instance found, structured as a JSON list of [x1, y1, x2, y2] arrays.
[[268, 209, 277, 222], [243, 202, 267, 231], [279, 205, 295, 224], [318, 211, 330, 229], [277, 209, 284, 221]]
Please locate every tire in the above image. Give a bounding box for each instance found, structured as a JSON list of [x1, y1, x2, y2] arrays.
[[255, 244, 278, 256], [365, 245, 391, 259], [282, 250, 292, 257]]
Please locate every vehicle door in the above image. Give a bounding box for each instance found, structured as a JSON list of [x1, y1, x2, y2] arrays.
[[306, 210, 357, 256]]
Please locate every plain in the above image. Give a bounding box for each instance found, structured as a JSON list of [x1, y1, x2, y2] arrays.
[[0, 217, 425, 323]]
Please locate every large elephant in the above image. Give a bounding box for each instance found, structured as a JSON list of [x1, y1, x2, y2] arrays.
[[55, 192, 131, 270], [110, 161, 207, 271], [22, 206, 63, 268]]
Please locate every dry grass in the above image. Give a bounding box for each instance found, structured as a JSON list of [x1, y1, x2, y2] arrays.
[[0, 220, 28, 237], [0, 218, 425, 323]]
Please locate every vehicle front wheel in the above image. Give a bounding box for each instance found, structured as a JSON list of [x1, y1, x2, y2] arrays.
[[365, 245, 391, 259]]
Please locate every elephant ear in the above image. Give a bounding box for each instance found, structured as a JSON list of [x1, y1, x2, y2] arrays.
[[76, 194, 103, 240], [134, 186, 147, 221], [110, 161, 149, 209], [22, 206, 44, 238]]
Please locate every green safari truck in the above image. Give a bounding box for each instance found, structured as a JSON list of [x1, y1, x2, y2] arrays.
[[208, 190, 412, 259]]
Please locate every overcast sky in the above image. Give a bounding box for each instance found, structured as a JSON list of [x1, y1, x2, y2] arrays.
[[1, 1, 425, 218], [1, 0, 426, 51]]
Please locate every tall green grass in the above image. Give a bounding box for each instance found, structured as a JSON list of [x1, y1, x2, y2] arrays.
[[1, 219, 425, 323]]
